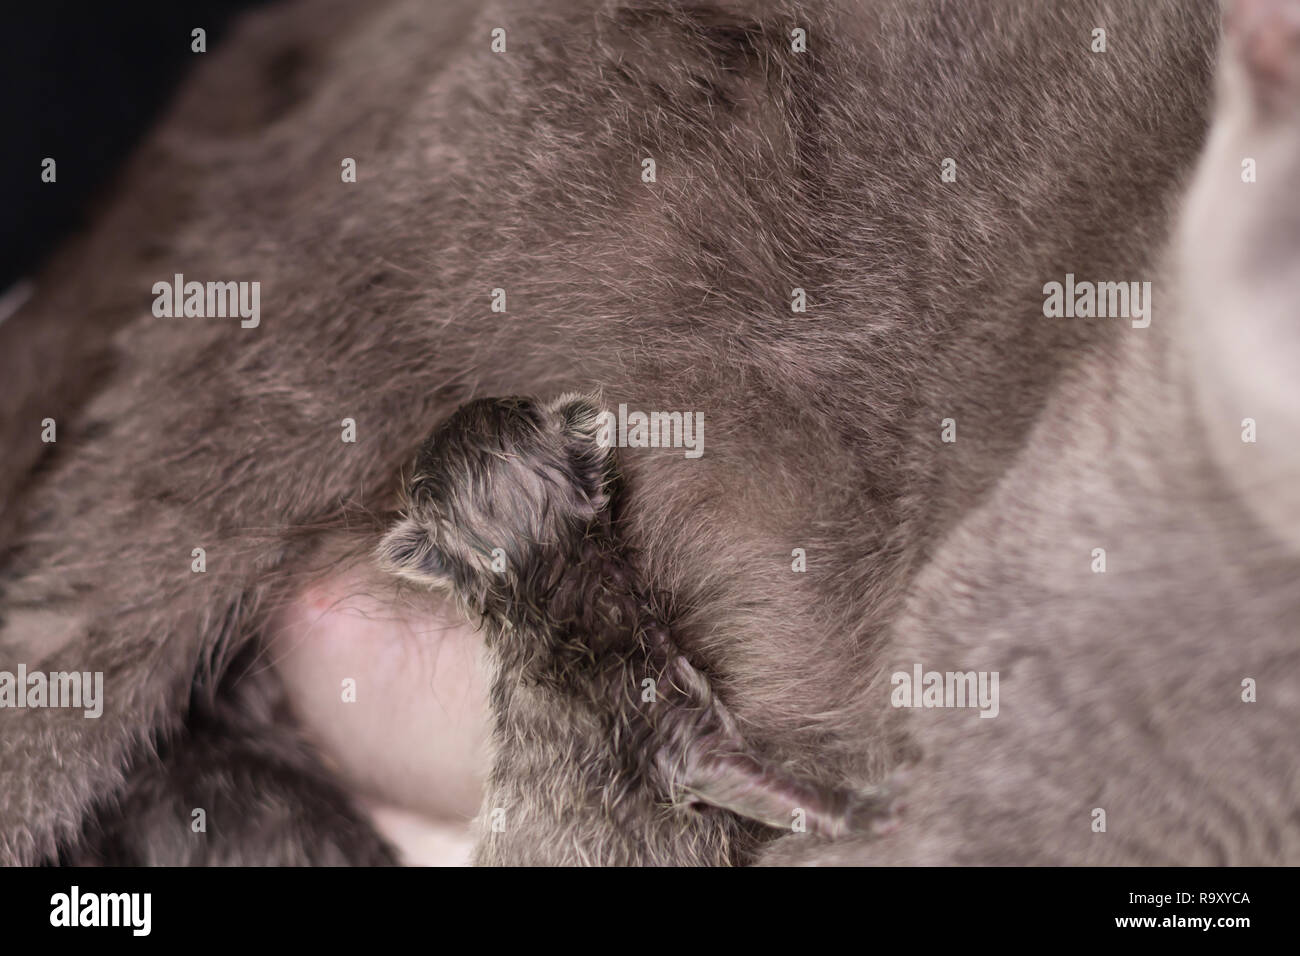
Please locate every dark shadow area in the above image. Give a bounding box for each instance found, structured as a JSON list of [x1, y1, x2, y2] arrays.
[[0, 0, 275, 292]]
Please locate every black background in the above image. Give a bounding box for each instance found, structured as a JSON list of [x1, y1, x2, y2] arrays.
[[0, 866, 1278, 944], [1, 1, 272, 293]]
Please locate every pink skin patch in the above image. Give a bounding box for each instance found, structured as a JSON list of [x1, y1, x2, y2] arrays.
[[1226, 0, 1300, 111], [270, 568, 491, 864]]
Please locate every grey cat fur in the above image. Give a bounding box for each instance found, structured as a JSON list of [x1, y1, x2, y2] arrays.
[[0, 0, 1296, 865]]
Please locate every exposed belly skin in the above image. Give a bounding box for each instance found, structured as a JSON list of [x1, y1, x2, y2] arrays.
[[271, 569, 490, 864]]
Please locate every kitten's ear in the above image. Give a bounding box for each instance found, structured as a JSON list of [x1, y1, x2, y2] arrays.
[[376, 516, 447, 588], [547, 393, 615, 504], [663, 725, 902, 841], [646, 652, 902, 839], [548, 392, 608, 445]]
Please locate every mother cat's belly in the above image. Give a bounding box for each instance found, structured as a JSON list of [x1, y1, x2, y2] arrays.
[[270, 568, 491, 864]]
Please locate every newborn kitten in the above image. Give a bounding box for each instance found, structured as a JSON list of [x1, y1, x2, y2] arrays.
[[378, 395, 898, 864]]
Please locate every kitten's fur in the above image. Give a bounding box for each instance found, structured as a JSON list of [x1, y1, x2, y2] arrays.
[[1, 0, 1296, 865]]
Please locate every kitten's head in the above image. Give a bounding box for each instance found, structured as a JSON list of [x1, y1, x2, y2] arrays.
[[377, 394, 613, 621]]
